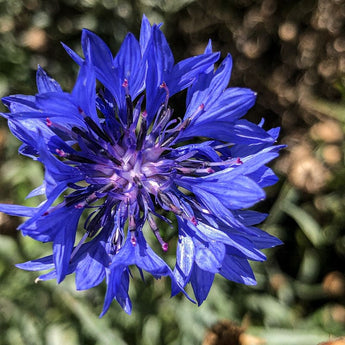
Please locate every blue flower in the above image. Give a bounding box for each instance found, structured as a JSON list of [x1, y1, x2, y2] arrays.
[[0, 15, 283, 315]]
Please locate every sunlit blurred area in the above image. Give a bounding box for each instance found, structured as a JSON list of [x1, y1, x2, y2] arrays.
[[0, 1, 344, 344]]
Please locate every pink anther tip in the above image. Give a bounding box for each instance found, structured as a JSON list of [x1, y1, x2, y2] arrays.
[[162, 243, 169, 252]]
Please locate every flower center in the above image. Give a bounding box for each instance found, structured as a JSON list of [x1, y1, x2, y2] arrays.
[[46, 79, 240, 257]]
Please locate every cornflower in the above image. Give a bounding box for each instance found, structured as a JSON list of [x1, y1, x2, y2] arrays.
[[0, 15, 283, 315]]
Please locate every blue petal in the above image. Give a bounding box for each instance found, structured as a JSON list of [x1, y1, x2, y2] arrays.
[[190, 265, 214, 305], [0, 204, 37, 217], [36, 66, 63, 93], [101, 268, 132, 316], [113, 268, 132, 314], [139, 14, 152, 55], [37, 270, 58, 281], [75, 252, 106, 290], [178, 172, 265, 210], [114, 33, 146, 99], [61, 42, 84, 66], [26, 184, 45, 199], [233, 145, 284, 175], [145, 24, 175, 122], [224, 232, 267, 261], [267, 127, 281, 141], [35, 92, 86, 127], [224, 243, 265, 262], [195, 192, 245, 229], [204, 39, 213, 54], [220, 255, 257, 285], [188, 88, 256, 126], [167, 52, 220, 96], [169, 141, 222, 166], [194, 239, 225, 274], [81, 29, 119, 103], [112, 33, 146, 121], [111, 231, 171, 277], [173, 227, 195, 287], [145, 25, 219, 122], [181, 118, 275, 144], [241, 226, 283, 249], [151, 25, 174, 77], [247, 166, 279, 188], [73, 230, 111, 290], [35, 135, 83, 198], [49, 208, 82, 282], [53, 218, 77, 283], [71, 62, 98, 123], [16, 255, 54, 271], [20, 205, 82, 243], [184, 217, 267, 262], [185, 54, 233, 117], [2, 94, 37, 112], [232, 210, 268, 226]]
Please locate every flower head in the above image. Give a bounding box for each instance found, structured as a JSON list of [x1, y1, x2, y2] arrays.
[[0, 15, 283, 315]]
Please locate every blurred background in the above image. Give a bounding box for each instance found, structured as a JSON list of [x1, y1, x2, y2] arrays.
[[0, 0, 345, 344]]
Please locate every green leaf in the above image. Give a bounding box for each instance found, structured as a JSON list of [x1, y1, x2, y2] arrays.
[[281, 201, 326, 247]]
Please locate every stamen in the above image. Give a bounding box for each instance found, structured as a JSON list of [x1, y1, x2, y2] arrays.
[[123, 79, 133, 127], [213, 143, 232, 150], [169, 203, 183, 216], [133, 176, 143, 189], [179, 117, 191, 131], [84, 115, 113, 143], [46, 117, 52, 127], [70, 232, 89, 262], [158, 192, 171, 206], [158, 118, 178, 144], [103, 149, 122, 165], [177, 166, 214, 174], [131, 96, 144, 128], [55, 149, 66, 157], [183, 158, 242, 168], [190, 199, 211, 214], [130, 230, 137, 246], [190, 216, 198, 226], [174, 150, 197, 162], [161, 131, 179, 147], [73, 183, 115, 209], [126, 95, 133, 127], [152, 107, 172, 136], [71, 126, 111, 155], [188, 103, 205, 122], [78, 106, 86, 116], [129, 214, 136, 231], [111, 229, 122, 254], [160, 115, 190, 147], [122, 79, 129, 95], [196, 167, 214, 174], [151, 104, 165, 130], [160, 81, 169, 109], [72, 126, 91, 139], [136, 114, 147, 151], [148, 214, 168, 252], [64, 153, 95, 164]]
